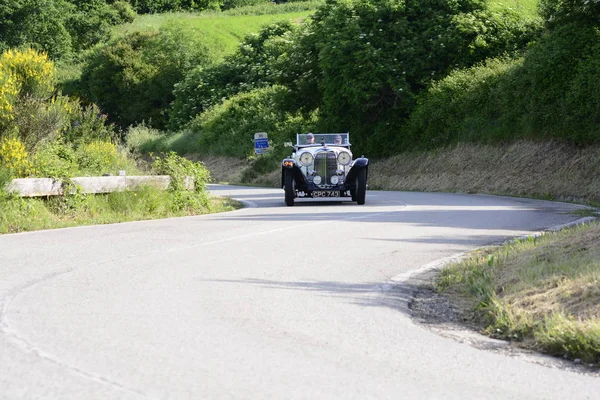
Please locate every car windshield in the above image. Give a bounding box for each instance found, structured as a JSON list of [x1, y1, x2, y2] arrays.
[[297, 133, 350, 146]]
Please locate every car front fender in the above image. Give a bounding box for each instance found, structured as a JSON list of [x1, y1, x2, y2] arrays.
[[346, 157, 369, 184], [281, 159, 307, 188]]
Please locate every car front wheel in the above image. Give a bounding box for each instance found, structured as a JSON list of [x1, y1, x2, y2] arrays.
[[355, 169, 366, 205], [284, 170, 295, 206]]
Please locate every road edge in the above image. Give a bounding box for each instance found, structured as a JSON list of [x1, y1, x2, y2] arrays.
[[388, 216, 599, 374]]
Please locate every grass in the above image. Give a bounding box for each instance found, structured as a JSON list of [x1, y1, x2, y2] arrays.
[[112, 5, 318, 60], [435, 222, 600, 364], [0, 187, 242, 234], [486, 0, 540, 20]]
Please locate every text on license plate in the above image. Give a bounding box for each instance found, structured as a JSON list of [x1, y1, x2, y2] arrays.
[[313, 191, 340, 197]]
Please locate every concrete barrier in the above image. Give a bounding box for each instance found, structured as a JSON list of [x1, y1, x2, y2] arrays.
[[6, 176, 194, 197]]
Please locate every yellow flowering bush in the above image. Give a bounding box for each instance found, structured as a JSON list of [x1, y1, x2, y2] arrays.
[[0, 48, 55, 99], [0, 137, 30, 177], [0, 70, 19, 128]]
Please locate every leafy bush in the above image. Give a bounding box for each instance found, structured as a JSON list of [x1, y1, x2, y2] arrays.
[[0, 0, 131, 60], [152, 151, 211, 193], [518, 23, 600, 140], [404, 57, 524, 149], [0, 0, 74, 60], [186, 85, 317, 157], [79, 22, 212, 129], [563, 40, 600, 144], [221, 0, 322, 15], [540, 0, 600, 27], [30, 140, 78, 178], [405, 22, 600, 149], [169, 21, 297, 129], [64, 103, 116, 147], [125, 123, 164, 153], [109, 1, 138, 24], [9, 97, 72, 151], [76, 141, 127, 176]]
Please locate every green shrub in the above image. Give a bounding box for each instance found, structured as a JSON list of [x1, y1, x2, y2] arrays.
[[64, 103, 116, 147], [152, 151, 211, 193], [110, 1, 138, 24], [125, 123, 164, 153], [404, 57, 524, 149], [221, 0, 322, 15], [79, 22, 212, 129], [31, 140, 78, 178], [540, 0, 600, 27], [0, 0, 74, 60], [168, 21, 297, 129], [0, 163, 13, 189], [404, 23, 600, 149], [10, 97, 73, 151], [186, 85, 317, 157], [563, 41, 600, 144], [518, 23, 599, 138], [0, 1, 132, 61], [75, 140, 131, 176]]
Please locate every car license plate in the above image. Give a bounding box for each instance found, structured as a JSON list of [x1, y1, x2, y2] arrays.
[[313, 191, 340, 198]]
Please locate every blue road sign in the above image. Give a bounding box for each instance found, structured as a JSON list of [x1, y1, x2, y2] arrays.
[[254, 137, 269, 154]]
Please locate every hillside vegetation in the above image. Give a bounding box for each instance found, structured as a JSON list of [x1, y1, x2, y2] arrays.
[[2, 0, 600, 365]]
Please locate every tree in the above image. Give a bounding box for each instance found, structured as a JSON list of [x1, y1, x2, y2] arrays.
[[539, 0, 600, 27], [276, 0, 541, 156], [79, 23, 212, 129]]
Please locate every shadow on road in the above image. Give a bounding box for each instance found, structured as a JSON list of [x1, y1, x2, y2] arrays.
[[205, 278, 417, 315]]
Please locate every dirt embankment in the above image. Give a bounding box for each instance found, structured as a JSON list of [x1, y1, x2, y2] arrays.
[[199, 140, 600, 205]]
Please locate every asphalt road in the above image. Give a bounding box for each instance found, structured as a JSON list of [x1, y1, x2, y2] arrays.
[[1, 185, 598, 399]]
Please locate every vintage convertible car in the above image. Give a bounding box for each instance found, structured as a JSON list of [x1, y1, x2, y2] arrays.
[[281, 133, 368, 206]]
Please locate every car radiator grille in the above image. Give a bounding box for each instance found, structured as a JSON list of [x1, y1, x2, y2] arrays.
[[314, 151, 338, 185]]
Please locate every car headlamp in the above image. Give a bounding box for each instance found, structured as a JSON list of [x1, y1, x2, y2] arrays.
[[313, 175, 322, 185], [299, 152, 314, 166], [337, 151, 352, 166], [330, 176, 339, 185]]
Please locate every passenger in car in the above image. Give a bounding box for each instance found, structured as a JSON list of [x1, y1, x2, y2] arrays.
[[306, 133, 315, 144], [334, 135, 342, 144]]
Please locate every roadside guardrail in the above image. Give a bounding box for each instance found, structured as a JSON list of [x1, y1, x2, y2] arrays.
[[5, 176, 194, 197]]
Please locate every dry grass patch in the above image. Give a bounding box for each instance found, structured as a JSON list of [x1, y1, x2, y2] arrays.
[[436, 221, 600, 363], [194, 155, 247, 184], [370, 140, 600, 204]]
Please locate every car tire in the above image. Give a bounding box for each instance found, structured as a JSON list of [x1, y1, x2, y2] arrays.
[[284, 170, 295, 206], [355, 168, 366, 205]]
